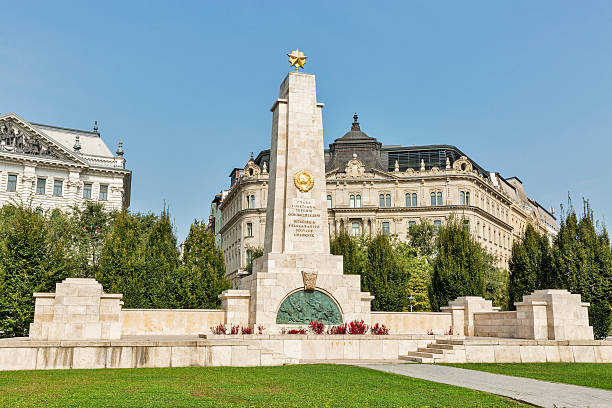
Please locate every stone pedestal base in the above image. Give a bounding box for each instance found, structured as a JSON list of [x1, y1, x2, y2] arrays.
[[238, 253, 373, 330]]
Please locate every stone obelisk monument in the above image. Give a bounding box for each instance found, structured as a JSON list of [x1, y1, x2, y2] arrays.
[[239, 50, 373, 329]]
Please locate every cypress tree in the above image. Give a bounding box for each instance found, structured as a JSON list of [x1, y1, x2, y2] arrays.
[[72, 201, 115, 278], [508, 224, 552, 309], [330, 231, 363, 275], [429, 217, 488, 311], [96, 209, 147, 308], [178, 220, 230, 309], [144, 208, 180, 308], [0, 206, 75, 337]]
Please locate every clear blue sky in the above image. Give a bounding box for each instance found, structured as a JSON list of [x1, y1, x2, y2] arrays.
[[2, 1, 611, 240]]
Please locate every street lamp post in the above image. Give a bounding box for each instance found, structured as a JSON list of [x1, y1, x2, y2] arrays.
[[408, 292, 415, 312]]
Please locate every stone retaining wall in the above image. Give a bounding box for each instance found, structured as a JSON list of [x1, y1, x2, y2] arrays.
[[121, 310, 226, 336], [473, 311, 518, 338], [371, 312, 452, 334]]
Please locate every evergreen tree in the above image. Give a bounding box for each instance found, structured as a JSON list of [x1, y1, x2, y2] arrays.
[[407, 221, 436, 258], [96, 209, 147, 308], [362, 235, 412, 311], [143, 208, 181, 308], [429, 217, 488, 311], [0, 206, 76, 337], [178, 220, 230, 309], [396, 241, 433, 311], [508, 224, 552, 309], [72, 202, 115, 278], [551, 202, 612, 339], [330, 231, 364, 275]]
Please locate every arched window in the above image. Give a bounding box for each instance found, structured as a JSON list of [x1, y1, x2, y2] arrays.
[[385, 194, 391, 207], [349, 194, 355, 208], [246, 195, 250, 209], [355, 194, 361, 208], [437, 192, 443, 205], [250, 195, 255, 209], [430, 192, 436, 206], [379, 194, 385, 207], [412, 193, 417, 207], [326, 194, 332, 209], [466, 192, 470, 206], [405, 193, 411, 207], [460, 191, 465, 205]]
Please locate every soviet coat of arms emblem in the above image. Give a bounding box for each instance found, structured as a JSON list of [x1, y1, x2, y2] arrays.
[[294, 170, 314, 192]]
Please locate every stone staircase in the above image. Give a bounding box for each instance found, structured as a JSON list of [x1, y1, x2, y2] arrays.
[[399, 339, 465, 363], [249, 344, 298, 366]]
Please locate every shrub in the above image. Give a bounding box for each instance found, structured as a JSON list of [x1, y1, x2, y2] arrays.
[[370, 323, 389, 335], [590, 301, 611, 340], [309, 320, 325, 334], [240, 326, 252, 335], [230, 325, 240, 335], [327, 323, 347, 335], [210, 324, 226, 335], [348, 320, 368, 335]]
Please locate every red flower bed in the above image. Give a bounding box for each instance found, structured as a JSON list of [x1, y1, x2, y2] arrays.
[[370, 323, 389, 335], [230, 325, 240, 335], [240, 326, 253, 335], [281, 328, 307, 334], [348, 320, 368, 335], [327, 323, 347, 335], [210, 324, 226, 335], [257, 325, 264, 334], [309, 320, 325, 334]]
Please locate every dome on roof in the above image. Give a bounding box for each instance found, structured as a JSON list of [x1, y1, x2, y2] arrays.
[[337, 113, 375, 141]]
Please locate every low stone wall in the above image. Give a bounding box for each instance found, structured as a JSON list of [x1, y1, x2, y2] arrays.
[[121, 309, 225, 336], [371, 312, 452, 334], [461, 338, 612, 363], [473, 311, 518, 338]]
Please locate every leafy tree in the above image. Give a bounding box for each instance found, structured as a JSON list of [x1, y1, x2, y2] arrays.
[[508, 224, 552, 309], [245, 246, 264, 274], [407, 221, 436, 258], [96, 209, 147, 308], [550, 201, 612, 339], [429, 217, 489, 311], [0, 206, 76, 337], [396, 241, 432, 311], [72, 202, 115, 278], [178, 220, 230, 309]]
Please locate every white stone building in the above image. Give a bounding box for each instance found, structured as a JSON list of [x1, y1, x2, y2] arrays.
[[0, 113, 131, 212], [213, 115, 558, 282]]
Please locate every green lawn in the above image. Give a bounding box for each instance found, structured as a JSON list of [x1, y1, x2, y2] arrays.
[[0, 364, 528, 408], [443, 363, 612, 390]]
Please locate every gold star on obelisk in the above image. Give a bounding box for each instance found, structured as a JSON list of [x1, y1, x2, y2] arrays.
[[287, 48, 307, 72]]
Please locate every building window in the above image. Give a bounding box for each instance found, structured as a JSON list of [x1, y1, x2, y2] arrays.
[[463, 219, 470, 231], [327, 194, 332, 209], [379, 194, 385, 207], [7, 174, 17, 192], [99, 184, 108, 201], [246, 222, 253, 237], [53, 180, 63, 197], [351, 222, 360, 236], [412, 193, 417, 207], [466, 192, 470, 205], [246, 195, 250, 209], [430, 192, 436, 206], [251, 195, 255, 209], [350, 194, 355, 208], [83, 183, 92, 199], [355, 194, 361, 208], [385, 194, 391, 207], [408, 221, 416, 227], [36, 178, 46, 195], [460, 191, 465, 205], [405, 193, 411, 207], [434, 220, 442, 232], [382, 222, 390, 235], [437, 192, 443, 205], [246, 249, 253, 265]]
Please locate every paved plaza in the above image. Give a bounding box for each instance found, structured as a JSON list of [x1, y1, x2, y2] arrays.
[[359, 363, 612, 408]]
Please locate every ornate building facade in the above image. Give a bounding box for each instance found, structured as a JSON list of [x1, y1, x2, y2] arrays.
[[0, 113, 131, 212], [214, 115, 557, 282]]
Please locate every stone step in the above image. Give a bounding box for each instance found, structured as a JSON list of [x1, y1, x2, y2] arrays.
[[399, 355, 435, 364], [417, 345, 455, 355], [436, 339, 465, 345], [427, 343, 464, 351], [406, 351, 438, 359]]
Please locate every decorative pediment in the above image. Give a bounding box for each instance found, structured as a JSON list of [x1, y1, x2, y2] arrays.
[[344, 153, 366, 177], [0, 114, 85, 165], [243, 153, 261, 178]]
